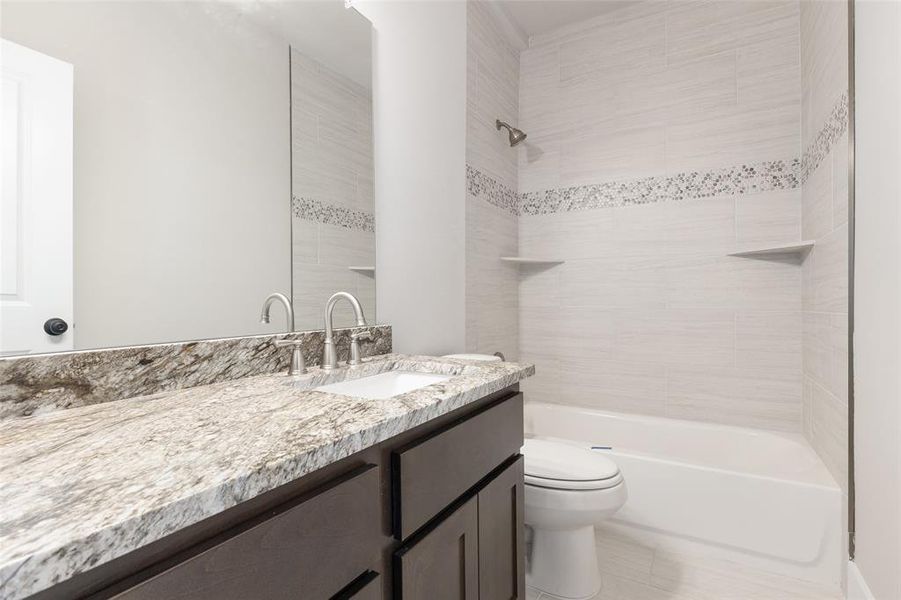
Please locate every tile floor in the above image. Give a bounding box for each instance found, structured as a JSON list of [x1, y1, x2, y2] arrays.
[[526, 523, 844, 600]]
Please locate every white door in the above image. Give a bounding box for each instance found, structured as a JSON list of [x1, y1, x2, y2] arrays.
[[0, 39, 74, 355]]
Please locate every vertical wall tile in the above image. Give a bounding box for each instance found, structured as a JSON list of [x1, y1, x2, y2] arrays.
[[800, 0, 848, 148], [292, 218, 318, 264], [737, 32, 801, 109], [466, 4, 521, 359], [800, 0, 850, 490], [561, 257, 666, 309], [802, 375, 814, 438], [735, 190, 801, 246], [736, 311, 802, 370], [807, 223, 848, 313], [832, 130, 850, 227], [666, 365, 802, 432], [614, 309, 736, 367], [292, 48, 375, 331], [810, 380, 848, 490], [801, 151, 833, 240], [666, 0, 799, 65], [560, 123, 667, 187], [559, 358, 668, 417], [520, 209, 616, 260], [665, 103, 800, 172], [514, 0, 819, 434]]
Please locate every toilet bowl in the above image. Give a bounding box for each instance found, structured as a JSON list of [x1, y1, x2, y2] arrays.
[[522, 438, 627, 600]]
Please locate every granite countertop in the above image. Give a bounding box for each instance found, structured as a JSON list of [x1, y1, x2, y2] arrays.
[[0, 354, 534, 600]]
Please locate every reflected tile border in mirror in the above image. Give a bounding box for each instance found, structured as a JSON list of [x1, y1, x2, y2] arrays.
[[292, 196, 375, 232]]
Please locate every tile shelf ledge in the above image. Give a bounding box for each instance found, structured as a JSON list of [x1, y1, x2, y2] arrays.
[[348, 266, 375, 273], [727, 241, 816, 258], [499, 257, 565, 265]]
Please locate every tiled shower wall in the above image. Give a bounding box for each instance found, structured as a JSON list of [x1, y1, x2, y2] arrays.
[[800, 1, 850, 491], [465, 2, 520, 360], [291, 49, 376, 330], [517, 1, 808, 432]]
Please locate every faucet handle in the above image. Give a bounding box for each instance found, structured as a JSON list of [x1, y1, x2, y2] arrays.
[[274, 338, 306, 376], [348, 328, 373, 366]]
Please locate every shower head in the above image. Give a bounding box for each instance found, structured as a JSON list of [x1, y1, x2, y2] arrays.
[[496, 119, 527, 147]]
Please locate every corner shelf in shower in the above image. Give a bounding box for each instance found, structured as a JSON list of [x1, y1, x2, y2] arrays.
[[727, 241, 815, 258], [348, 266, 375, 273], [499, 257, 565, 266]]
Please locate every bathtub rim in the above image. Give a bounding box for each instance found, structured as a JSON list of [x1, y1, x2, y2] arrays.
[[524, 401, 841, 490]]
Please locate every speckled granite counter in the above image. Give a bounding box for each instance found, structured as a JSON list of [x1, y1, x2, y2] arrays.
[[0, 354, 533, 600]]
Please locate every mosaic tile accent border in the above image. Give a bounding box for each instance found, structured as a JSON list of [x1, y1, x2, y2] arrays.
[[466, 165, 520, 216], [518, 158, 800, 216], [801, 91, 849, 184], [292, 196, 375, 232]]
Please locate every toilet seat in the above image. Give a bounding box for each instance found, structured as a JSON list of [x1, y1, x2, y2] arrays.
[[526, 471, 624, 491], [522, 438, 622, 491]]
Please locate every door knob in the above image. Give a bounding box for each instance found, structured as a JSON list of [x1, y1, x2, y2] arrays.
[[43, 318, 68, 336]]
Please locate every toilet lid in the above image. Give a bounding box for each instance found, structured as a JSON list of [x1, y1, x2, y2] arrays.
[[442, 353, 502, 362], [522, 438, 621, 490]]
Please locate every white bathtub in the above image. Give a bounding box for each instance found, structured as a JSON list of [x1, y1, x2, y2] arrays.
[[524, 402, 844, 587]]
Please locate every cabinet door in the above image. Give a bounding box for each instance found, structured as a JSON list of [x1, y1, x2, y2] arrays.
[[392, 393, 523, 539], [394, 497, 479, 600], [478, 457, 525, 600], [111, 465, 380, 600]]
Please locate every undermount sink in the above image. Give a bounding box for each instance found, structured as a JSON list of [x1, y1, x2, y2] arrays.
[[315, 370, 453, 400]]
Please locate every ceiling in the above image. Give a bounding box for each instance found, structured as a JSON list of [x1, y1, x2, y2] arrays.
[[233, 0, 372, 89], [495, 0, 632, 40]]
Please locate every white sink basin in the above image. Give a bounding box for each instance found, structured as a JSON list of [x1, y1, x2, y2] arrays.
[[315, 370, 453, 400]]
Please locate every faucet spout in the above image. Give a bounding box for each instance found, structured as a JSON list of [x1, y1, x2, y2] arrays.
[[260, 292, 294, 330], [322, 291, 367, 370], [261, 292, 304, 376]]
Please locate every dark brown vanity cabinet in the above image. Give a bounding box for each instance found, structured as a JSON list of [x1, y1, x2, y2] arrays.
[[394, 496, 480, 600], [393, 457, 525, 600], [39, 387, 524, 600], [109, 466, 382, 600], [476, 458, 525, 600]]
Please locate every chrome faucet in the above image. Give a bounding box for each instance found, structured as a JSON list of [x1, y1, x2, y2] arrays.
[[259, 292, 305, 376], [322, 291, 368, 370], [260, 292, 293, 327]]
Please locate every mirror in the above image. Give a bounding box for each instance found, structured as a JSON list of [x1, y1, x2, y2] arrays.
[[0, 0, 374, 356]]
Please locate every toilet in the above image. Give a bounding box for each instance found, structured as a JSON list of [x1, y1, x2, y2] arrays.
[[521, 438, 627, 600], [441, 353, 627, 599]]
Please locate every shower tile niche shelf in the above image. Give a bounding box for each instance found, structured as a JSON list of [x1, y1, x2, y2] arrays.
[[499, 257, 565, 266], [728, 241, 815, 259]]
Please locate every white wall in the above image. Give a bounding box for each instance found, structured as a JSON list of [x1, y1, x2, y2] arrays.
[[853, 1, 901, 597], [2, 2, 292, 349], [354, 0, 467, 355]]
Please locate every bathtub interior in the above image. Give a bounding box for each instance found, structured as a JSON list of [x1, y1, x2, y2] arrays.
[[524, 401, 845, 590]]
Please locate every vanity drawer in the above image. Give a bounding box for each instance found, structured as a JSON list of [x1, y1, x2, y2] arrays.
[[391, 393, 523, 539], [110, 465, 381, 600]]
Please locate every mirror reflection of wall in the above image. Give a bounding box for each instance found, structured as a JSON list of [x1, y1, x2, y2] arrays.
[[0, 1, 374, 356], [290, 49, 375, 331]]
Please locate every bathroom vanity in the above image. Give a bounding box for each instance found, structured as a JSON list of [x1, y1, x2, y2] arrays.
[[0, 355, 533, 600]]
